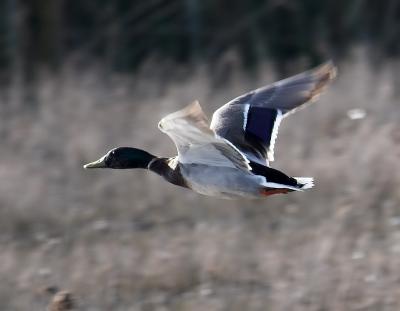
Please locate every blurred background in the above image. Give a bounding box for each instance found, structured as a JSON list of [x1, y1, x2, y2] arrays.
[[1, 0, 400, 310]]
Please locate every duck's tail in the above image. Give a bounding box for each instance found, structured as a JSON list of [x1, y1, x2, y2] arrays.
[[258, 176, 314, 197], [293, 177, 314, 190]]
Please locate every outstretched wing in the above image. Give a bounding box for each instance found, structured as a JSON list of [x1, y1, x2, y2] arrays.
[[158, 101, 250, 171], [210, 62, 336, 165]]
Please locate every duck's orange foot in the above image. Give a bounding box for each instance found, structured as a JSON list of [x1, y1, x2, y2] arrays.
[[259, 188, 290, 197]]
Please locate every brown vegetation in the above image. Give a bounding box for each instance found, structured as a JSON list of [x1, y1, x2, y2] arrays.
[[0, 51, 400, 310], [47, 289, 76, 311]]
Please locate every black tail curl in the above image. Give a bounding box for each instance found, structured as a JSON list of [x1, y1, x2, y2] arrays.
[[249, 161, 299, 188]]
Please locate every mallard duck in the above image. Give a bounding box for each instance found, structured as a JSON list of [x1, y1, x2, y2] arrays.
[[84, 62, 336, 199]]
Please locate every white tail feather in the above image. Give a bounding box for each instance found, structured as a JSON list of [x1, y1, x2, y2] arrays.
[[294, 177, 314, 190]]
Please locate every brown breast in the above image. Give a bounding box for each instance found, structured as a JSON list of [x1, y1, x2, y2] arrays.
[[148, 157, 188, 189]]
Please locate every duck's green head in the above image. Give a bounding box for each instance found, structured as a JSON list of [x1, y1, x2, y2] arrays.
[[83, 147, 156, 169]]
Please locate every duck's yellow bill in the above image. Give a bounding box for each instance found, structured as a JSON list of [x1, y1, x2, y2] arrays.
[[83, 157, 106, 169]]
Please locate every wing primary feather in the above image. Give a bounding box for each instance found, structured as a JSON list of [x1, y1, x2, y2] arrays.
[[159, 102, 251, 172], [217, 135, 251, 170], [208, 62, 337, 165]]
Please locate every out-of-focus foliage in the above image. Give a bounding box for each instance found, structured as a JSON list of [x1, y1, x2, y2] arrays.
[[0, 0, 400, 78], [1, 53, 400, 310]]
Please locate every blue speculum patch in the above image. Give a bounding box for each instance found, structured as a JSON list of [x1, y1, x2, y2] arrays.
[[245, 107, 277, 148]]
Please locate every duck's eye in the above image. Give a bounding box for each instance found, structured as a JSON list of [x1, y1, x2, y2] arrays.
[[158, 122, 163, 129]]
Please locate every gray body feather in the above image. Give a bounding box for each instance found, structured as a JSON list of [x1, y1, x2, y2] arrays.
[[180, 164, 265, 199]]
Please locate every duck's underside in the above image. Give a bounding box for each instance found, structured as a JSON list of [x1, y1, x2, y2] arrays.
[[177, 160, 312, 199]]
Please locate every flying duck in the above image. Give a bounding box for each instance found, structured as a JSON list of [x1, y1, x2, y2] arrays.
[[84, 62, 336, 199]]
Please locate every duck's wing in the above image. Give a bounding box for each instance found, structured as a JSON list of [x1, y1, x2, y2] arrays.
[[159, 101, 251, 171], [210, 62, 337, 165]]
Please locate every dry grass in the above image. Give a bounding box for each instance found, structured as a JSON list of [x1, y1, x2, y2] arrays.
[[1, 49, 400, 310], [46, 288, 76, 311]]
